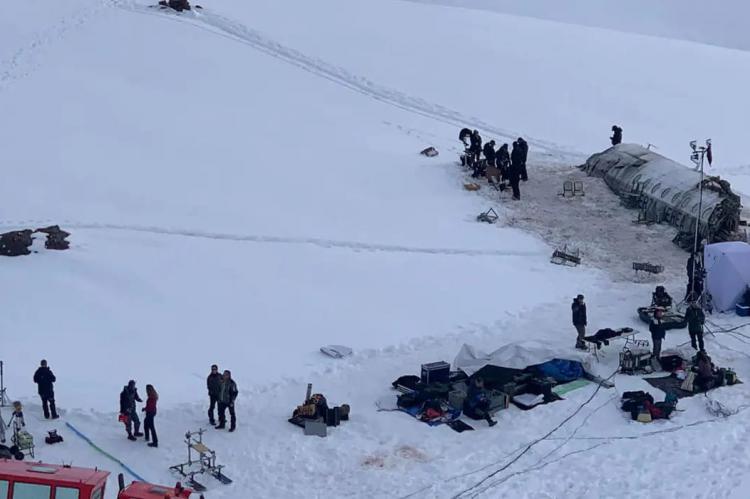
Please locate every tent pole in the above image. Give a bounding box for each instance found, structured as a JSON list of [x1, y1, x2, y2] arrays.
[[690, 143, 707, 304]]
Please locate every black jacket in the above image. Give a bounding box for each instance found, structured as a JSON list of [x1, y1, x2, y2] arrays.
[[652, 291, 673, 308], [459, 128, 472, 144], [517, 138, 528, 164], [511, 143, 523, 168], [649, 319, 666, 340], [218, 378, 238, 405], [483, 143, 496, 162], [496, 146, 510, 168], [119, 386, 142, 415], [470, 132, 482, 152], [611, 127, 622, 146], [33, 367, 56, 398], [207, 372, 222, 398], [571, 300, 587, 326], [685, 306, 705, 334]]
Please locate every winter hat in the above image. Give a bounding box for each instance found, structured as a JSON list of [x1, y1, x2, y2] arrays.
[[577, 294, 584, 300], [128, 380, 136, 388]]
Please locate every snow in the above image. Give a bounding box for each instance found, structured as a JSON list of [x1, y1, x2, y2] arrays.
[[1, 0, 750, 498]]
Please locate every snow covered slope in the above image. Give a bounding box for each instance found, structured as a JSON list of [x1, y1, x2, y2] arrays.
[[407, 0, 750, 52], [1, 1, 750, 498]]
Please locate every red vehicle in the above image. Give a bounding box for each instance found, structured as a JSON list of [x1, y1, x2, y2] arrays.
[[0, 460, 197, 499]]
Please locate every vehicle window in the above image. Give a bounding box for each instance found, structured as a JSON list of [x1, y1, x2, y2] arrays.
[[55, 487, 80, 499], [91, 487, 103, 499], [0, 480, 8, 499], [11, 482, 51, 499]]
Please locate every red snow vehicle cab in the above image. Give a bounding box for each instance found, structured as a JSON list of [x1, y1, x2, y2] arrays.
[[0, 460, 196, 498]]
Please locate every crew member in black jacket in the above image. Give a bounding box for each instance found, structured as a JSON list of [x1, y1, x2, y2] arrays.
[[33, 360, 59, 419]]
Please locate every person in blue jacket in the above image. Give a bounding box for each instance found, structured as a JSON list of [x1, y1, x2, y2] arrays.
[[464, 377, 497, 427]]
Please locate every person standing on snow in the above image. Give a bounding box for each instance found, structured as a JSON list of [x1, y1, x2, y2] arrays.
[[610, 125, 623, 146], [207, 364, 222, 426], [469, 130, 482, 165], [649, 309, 667, 361], [142, 384, 159, 448], [516, 137, 529, 181], [483, 140, 497, 168], [120, 380, 143, 441], [496, 143, 510, 179], [33, 360, 59, 420], [685, 302, 706, 351], [216, 370, 238, 432], [509, 141, 523, 200], [572, 294, 587, 350]]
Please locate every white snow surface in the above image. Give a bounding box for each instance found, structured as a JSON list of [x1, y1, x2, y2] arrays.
[[1, 1, 750, 498]]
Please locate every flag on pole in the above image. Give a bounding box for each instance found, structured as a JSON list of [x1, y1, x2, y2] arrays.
[[706, 142, 713, 166]]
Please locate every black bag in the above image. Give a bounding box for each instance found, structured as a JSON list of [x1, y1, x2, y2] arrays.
[[325, 407, 340, 427], [45, 430, 64, 445], [621, 391, 654, 416]]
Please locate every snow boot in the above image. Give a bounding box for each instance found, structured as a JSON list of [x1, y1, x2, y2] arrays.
[[487, 419, 497, 427], [134, 431, 144, 437], [229, 425, 236, 433], [148, 442, 158, 448], [127, 434, 137, 441], [215, 423, 225, 430]]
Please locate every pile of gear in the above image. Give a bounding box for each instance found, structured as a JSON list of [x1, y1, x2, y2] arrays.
[[288, 384, 350, 437], [620, 391, 678, 423], [0, 225, 70, 256], [157, 0, 193, 11]]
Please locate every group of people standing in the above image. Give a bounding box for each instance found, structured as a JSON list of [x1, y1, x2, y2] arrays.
[[459, 128, 529, 200], [21, 359, 240, 450]]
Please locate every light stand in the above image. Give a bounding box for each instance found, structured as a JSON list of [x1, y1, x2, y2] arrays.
[[0, 361, 9, 407], [687, 139, 711, 309]]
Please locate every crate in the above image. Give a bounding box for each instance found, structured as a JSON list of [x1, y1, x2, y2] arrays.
[[421, 361, 450, 384]]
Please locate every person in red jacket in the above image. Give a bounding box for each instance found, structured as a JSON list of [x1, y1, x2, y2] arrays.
[[143, 384, 158, 448]]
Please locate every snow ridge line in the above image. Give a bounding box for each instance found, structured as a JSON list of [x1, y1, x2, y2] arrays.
[[112, 1, 574, 158], [0, 1, 108, 92], [63, 222, 544, 257]]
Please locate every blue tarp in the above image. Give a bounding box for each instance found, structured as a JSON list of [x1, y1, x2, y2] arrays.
[[532, 358, 585, 383]]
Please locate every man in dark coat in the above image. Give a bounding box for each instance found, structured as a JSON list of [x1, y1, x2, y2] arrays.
[[571, 294, 587, 349], [516, 137, 529, 181], [685, 302, 706, 351], [216, 370, 239, 432], [649, 309, 667, 360], [469, 130, 482, 165], [496, 143, 510, 179], [207, 364, 222, 426], [33, 360, 59, 419], [610, 125, 623, 146], [119, 380, 143, 441], [483, 140, 496, 167], [508, 141, 523, 200], [651, 286, 673, 309]]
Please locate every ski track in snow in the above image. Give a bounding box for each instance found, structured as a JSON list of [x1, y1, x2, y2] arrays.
[[0, 220, 545, 257], [0, 1, 108, 92], [111, 0, 576, 159]]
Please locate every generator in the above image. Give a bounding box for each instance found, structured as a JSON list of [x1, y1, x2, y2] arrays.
[[619, 346, 653, 374]]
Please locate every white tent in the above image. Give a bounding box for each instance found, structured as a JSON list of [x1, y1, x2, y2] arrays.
[[704, 242, 750, 312], [453, 341, 592, 376]]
